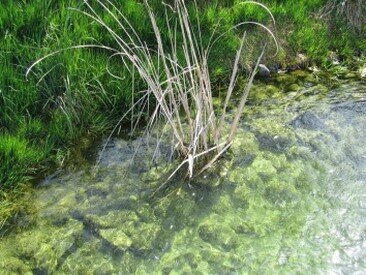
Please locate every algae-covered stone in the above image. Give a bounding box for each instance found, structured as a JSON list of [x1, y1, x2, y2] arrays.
[[249, 85, 272, 102], [160, 249, 205, 274], [128, 222, 160, 253], [212, 194, 234, 214], [228, 166, 263, 188], [50, 218, 83, 257], [135, 203, 156, 222], [310, 84, 328, 95], [16, 230, 46, 258], [231, 130, 259, 153], [86, 210, 139, 228], [290, 111, 325, 131], [256, 133, 292, 153], [100, 228, 132, 250], [142, 161, 176, 183], [249, 84, 282, 102], [195, 170, 222, 188], [14, 218, 83, 272], [154, 188, 197, 230], [60, 239, 116, 274], [266, 84, 281, 94], [265, 153, 288, 171], [37, 188, 79, 223], [287, 83, 302, 92], [198, 215, 238, 251], [264, 178, 300, 206], [232, 185, 250, 209], [231, 221, 258, 237], [85, 181, 110, 197], [199, 247, 240, 273], [251, 157, 277, 178], [239, 201, 281, 238], [34, 243, 58, 271], [0, 256, 32, 274]]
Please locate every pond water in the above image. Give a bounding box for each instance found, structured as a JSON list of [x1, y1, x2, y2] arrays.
[[1, 71, 366, 274]]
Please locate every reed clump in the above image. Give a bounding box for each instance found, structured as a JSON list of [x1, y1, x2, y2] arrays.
[[27, 0, 277, 184]]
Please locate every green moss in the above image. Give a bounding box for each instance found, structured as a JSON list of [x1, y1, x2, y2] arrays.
[[61, 239, 116, 274], [198, 215, 238, 250], [288, 83, 302, 92], [0, 256, 32, 274], [275, 74, 298, 85], [100, 229, 132, 251]]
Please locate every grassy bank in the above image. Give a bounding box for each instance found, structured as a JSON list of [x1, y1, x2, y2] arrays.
[[1, 0, 365, 226]]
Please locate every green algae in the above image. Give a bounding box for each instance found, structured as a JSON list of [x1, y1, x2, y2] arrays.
[[99, 228, 132, 250], [1, 76, 366, 273]]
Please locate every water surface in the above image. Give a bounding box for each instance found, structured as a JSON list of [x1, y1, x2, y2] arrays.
[[1, 73, 365, 274]]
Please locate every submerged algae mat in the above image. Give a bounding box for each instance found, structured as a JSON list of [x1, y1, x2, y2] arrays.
[[1, 77, 366, 274]]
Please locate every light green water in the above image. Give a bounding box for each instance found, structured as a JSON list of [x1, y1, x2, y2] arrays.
[[1, 72, 366, 274]]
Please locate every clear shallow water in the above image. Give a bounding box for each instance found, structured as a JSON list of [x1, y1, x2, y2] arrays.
[[1, 74, 366, 274]]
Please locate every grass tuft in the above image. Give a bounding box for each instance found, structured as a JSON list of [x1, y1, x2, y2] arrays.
[[31, 0, 277, 185], [28, 0, 277, 186]]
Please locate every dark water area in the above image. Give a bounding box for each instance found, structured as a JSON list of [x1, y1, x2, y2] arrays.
[[1, 72, 365, 274]]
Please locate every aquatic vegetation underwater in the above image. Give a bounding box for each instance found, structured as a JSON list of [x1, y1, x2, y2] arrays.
[[1, 76, 365, 273]]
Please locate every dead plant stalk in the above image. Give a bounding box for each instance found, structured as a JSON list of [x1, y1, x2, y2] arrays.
[[26, 0, 277, 181]]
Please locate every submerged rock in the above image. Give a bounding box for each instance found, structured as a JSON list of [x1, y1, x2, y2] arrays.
[[0, 256, 31, 273], [99, 229, 132, 251], [290, 111, 326, 131], [213, 194, 236, 214], [331, 101, 366, 115], [308, 84, 328, 94], [251, 157, 277, 178], [198, 215, 238, 251], [264, 179, 299, 205], [126, 222, 161, 254], [232, 153, 256, 169], [232, 185, 250, 209], [258, 64, 271, 78], [249, 84, 282, 102], [255, 133, 292, 153], [287, 83, 302, 92], [86, 210, 139, 229], [12, 219, 83, 272], [60, 239, 116, 273]]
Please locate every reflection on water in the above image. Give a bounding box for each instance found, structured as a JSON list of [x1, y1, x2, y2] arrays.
[[0, 75, 365, 273]]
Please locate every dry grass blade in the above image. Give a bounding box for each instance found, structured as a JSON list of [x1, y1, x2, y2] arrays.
[[26, 0, 277, 187]]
